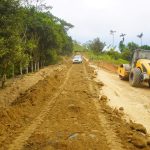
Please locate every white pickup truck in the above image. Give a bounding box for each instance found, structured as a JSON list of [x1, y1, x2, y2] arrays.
[[72, 55, 83, 63]]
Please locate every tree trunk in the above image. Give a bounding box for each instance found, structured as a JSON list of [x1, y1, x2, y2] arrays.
[[40, 61, 42, 68], [31, 62, 33, 72], [12, 64, 15, 78], [1, 73, 6, 89], [43, 60, 45, 67], [26, 66, 28, 74], [37, 62, 39, 71], [20, 63, 23, 75], [34, 62, 37, 71]]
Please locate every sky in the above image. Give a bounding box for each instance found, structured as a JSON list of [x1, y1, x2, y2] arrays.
[[45, 0, 150, 47]]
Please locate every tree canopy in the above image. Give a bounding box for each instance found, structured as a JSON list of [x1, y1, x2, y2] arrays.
[[87, 38, 105, 53], [0, 0, 74, 87]]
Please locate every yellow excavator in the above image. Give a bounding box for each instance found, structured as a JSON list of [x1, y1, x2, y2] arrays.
[[117, 49, 150, 87]]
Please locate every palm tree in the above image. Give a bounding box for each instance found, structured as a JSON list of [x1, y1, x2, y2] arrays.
[[110, 30, 116, 47], [137, 33, 143, 46], [120, 33, 126, 42]]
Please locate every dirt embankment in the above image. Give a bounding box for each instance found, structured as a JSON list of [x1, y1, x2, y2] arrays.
[[0, 64, 69, 149], [0, 64, 66, 107], [0, 60, 150, 150], [91, 61, 117, 73]]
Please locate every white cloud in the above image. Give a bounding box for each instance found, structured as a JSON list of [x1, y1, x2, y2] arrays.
[[46, 0, 150, 46]]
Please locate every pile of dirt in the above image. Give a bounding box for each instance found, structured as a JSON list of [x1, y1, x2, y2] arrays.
[[95, 61, 117, 73], [0, 65, 68, 149], [0, 64, 65, 107]]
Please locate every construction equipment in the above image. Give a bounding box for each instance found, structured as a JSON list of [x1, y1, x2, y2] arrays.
[[117, 49, 150, 87]]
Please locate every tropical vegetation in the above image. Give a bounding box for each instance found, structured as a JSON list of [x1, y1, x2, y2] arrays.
[[0, 0, 73, 88]]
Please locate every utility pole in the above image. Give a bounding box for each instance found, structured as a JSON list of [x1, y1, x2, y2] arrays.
[[110, 30, 116, 48]]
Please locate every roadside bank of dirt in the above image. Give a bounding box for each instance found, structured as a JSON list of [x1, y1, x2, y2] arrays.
[[0, 65, 69, 149], [94, 61, 117, 73], [0, 64, 66, 107]]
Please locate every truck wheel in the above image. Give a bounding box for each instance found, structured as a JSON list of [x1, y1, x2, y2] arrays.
[[129, 68, 142, 87]]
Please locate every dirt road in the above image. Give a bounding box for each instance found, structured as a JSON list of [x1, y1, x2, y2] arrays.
[[91, 64, 150, 133], [1, 61, 150, 150]]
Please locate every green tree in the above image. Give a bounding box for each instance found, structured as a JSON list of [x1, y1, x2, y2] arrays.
[[121, 48, 132, 61], [107, 48, 121, 60], [0, 0, 22, 87], [119, 40, 126, 52], [0, 0, 74, 88], [89, 38, 105, 53], [140, 45, 150, 50], [127, 42, 139, 52]]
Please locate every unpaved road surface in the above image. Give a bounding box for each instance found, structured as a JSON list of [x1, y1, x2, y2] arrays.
[[1, 61, 150, 150], [91, 64, 150, 134]]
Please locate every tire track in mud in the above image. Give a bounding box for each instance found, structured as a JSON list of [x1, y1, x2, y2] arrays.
[[83, 63, 125, 150], [8, 65, 73, 150]]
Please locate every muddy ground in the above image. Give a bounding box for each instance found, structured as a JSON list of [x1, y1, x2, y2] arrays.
[[0, 61, 150, 150], [95, 61, 117, 73]]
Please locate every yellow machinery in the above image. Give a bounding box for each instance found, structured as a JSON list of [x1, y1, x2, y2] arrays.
[[118, 49, 150, 87]]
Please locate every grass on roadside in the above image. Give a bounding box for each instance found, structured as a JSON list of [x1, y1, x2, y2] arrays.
[[86, 51, 129, 65]]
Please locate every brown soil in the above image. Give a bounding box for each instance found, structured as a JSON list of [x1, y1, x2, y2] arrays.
[[94, 61, 117, 73], [0, 60, 150, 150], [0, 64, 66, 107]]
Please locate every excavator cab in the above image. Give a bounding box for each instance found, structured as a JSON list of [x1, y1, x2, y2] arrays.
[[131, 49, 150, 67]]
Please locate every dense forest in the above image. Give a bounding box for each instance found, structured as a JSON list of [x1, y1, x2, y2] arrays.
[[0, 0, 74, 88]]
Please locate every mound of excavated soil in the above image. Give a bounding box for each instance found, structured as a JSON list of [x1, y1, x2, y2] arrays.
[[0, 66, 68, 149], [94, 61, 117, 73], [0, 65, 65, 107]]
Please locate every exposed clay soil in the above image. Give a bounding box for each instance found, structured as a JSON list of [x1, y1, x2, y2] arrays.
[[0, 60, 150, 150], [0, 64, 66, 107], [94, 61, 117, 73]]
